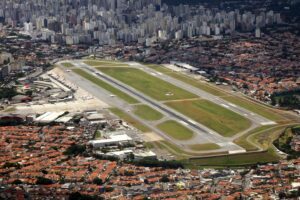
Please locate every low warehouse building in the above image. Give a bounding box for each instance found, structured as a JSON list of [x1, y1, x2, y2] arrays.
[[89, 134, 132, 148]]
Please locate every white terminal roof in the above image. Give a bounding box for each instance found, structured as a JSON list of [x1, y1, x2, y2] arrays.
[[89, 134, 132, 145], [35, 112, 65, 123], [107, 149, 133, 156], [134, 151, 156, 157], [171, 61, 198, 71], [55, 116, 73, 123], [86, 113, 105, 121]]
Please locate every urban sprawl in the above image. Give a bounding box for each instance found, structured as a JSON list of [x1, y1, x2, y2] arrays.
[[0, 0, 300, 199]]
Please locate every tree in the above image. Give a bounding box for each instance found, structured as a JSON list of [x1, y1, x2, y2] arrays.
[[160, 175, 170, 183], [127, 153, 134, 161], [25, 90, 33, 97], [36, 177, 53, 185], [69, 192, 104, 200], [12, 179, 23, 185], [124, 170, 134, 176], [278, 192, 286, 199], [271, 96, 276, 106], [93, 177, 103, 185], [64, 144, 86, 156], [3, 162, 21, 169], [0, 87, 18, 100], [144, 179, 149, 184]]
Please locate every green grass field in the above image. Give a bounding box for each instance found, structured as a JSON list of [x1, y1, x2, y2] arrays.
[[234, 125, 274, 151], [184, 149, 280, 168], [157, 120, 194, 140], [165, 99, 251, 137], [94, 131, 101, 139], [98, 67, 198, 101], [61, 62, 74, 68], [189, 143, 221, 151], [109, 108, 151, 132], [147, 64, 285, 122], [236, 123, 298, 151], [277, 127, 293, 147], [133, 104, 163, 121], [222, 96, 284, 122], [249, 126, 288, 150], [84, 60, 128, 67], [146, 64, 226, 96], [147, 140, 227, 160], [72, 68, 139, 104]]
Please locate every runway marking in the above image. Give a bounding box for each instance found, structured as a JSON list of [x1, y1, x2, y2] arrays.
[[229, 149, 247, 154], [217, 142, 227, 147], [221, 104, 230, 108], [188, 119, 197, 125], [261, 121, 277, 125], [228, 103, 237, 108], [179, 120, 188, 126]]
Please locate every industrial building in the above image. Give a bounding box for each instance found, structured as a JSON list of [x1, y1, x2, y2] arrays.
[[34, 112, 66, 123], [89, 133, 132, 148], [170, 61, 198, 72]]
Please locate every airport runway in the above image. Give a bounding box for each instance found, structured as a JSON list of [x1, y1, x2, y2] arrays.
[[60, 60, 245, 153], [129, 62, 276, 126]]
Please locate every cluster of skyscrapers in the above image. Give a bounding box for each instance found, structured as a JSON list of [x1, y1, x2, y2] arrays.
[[0, 0, 282, 45]]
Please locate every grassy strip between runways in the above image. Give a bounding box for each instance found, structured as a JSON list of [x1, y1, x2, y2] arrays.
[[133, 104, 164, 121], [61, 62, 74, 68], [222, 96, 284, 122], [98, 67, 198, 101], [147, 64, 285, 122], [72, 68, 139, 104], [157, 120, 194, 140], [146, 64, 225, 96], [165, 99, 251, 137], [84, 60, 128, 67], [109, 108, 151, 133], [189, 143, 221, 151], [183, 148, 280, 168]]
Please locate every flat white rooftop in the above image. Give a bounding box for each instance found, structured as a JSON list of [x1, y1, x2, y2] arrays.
[[89, 134, 132, 145]]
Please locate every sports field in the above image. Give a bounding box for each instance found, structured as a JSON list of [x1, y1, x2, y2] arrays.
[[133, 104, 164, 121], [97, 67, 198, 101], [165, 99, 252, 137], [157, 120, 194, 140], [72, 68, 139, 104]]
